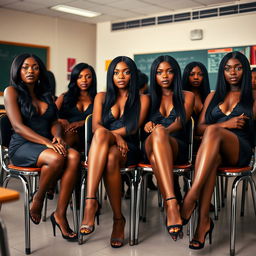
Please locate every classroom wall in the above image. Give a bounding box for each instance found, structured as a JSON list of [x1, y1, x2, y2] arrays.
[[96, 12, 256, 91], [0, 8, 96, 104]]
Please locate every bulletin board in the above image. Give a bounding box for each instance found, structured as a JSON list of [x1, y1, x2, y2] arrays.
[[0, 41, 49, 95], [134, 46, 254, 90]]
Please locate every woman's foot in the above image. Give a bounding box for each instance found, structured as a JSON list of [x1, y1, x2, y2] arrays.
[[181, 195, 197, 225], [165, 197, 183, 241], [29, 193, 44, 225], [110, 215, 126, 248], [80, 197, 99, 235], [52, 212, 77, 239], [189, 218, 214, 249]]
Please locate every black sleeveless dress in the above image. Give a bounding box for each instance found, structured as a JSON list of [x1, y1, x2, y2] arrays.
[[59, 103, 93, 150], [103, 110, 141, 166], [9, 102, 58, 167], [210, 103, 253, 166], [150, 108, 189, 164]]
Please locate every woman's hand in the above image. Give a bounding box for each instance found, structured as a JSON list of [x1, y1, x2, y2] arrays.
[[45, 138, 67, 156], [58, 119, 70, 131], [112, 133, 129, 157], [65, 121, 83, 133], [223, 113, 249, 129], [144, 121, 156, 133]]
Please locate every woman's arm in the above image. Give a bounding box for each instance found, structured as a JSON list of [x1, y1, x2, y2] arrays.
[[165, 90, 195, 134], [55, 93, 65, 110]]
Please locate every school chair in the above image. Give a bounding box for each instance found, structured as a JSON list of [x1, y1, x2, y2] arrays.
[[216, 151, 256, 256], [136, 117, 195, 244]]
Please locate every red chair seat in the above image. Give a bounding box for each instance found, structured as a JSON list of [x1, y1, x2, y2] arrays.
[[138, 163, 192, 169], [218, 166, 252, 173], [8, 164, 41, 172]]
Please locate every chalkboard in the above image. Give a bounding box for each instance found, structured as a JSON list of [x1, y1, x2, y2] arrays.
[[134, 46, 251, 90], [0, 41, 49, 94]]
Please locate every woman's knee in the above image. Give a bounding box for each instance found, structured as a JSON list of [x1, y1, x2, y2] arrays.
[[67, 148, 80, 164], [45, 152, 65, 170], [93, 127, 111, 144], [202, 125, 222, 142], [151, 126, 168, 142]]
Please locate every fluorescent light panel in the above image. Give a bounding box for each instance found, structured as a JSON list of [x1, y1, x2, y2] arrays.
[[51, 5, 101, 18]]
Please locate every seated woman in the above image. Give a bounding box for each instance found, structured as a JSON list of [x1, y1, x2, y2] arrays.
[[4, 53, 80, 240], [55, 62, 97, 151], [143, 55, 194, 241], [182, 61, 211, 125], [181, 51, 256, 249], [79, 56, 150, 248]]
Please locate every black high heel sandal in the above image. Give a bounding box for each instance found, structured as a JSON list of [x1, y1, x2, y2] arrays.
[[110, 215, 126, 248], [165, 197, 183, 241], [79, 197, 100, 236], [181, 201, 197, 226], [189, 218, 214, 250], [50, 212, 77, 241]]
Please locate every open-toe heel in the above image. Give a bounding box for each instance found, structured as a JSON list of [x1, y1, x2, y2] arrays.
[[50, 212, 77, 241], [189, 218, 214, 250], [110, 215, 126, 248], [79, 197, 100, 236], [165, 197, 183, 241]]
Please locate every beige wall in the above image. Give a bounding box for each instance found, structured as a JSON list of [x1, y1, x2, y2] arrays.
[[0, 8, 96, 104], [96, 12, 256, 92]]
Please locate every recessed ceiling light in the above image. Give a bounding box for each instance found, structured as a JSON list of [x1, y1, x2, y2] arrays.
[[51, 5, 101, 18]]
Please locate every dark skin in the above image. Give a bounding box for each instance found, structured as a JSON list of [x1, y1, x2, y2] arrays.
[[144, 61, 194, 236], [181, 58, 256, 248], [188, 66, 204, 116], [4, 57, 80, 238], [252, 71, 256, 90], [55, 68, 93, 149], [80, 61, 150, 247]]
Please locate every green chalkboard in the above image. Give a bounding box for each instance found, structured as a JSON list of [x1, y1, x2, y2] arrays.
[[134, 46, 251, 90], [0, 41, 49, 94]]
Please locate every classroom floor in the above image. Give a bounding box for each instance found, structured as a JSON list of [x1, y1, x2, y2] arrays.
[[1, 175, 256, 256]]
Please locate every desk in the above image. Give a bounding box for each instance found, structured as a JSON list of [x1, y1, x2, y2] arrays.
[[0, 187, 20, 256]]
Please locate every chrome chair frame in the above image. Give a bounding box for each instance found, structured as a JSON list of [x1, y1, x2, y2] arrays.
[[216, 149, 256, 256]]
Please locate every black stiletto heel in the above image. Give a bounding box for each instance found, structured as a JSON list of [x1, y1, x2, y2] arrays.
[[79, 197, 100, 236], [189, 218, 214, 250], [50, 213, 77, 241], [165, 197, 183, 241]]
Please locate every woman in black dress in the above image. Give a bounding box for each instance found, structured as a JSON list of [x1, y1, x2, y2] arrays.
[[55, 62, 97, 151], [143, 55, 194, 241], [4, 53, 80, 240], [79, 56, 150, 248], [181, 51, 256, 249]]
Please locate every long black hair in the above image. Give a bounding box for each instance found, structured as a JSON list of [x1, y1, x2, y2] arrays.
[[9, 53, 52, 118], [62, 63, 97, 107], [102, 56, 140, 134], [205, 51, 253, 124], [182, 61, 210, 103], [150, 55, 186, 128]]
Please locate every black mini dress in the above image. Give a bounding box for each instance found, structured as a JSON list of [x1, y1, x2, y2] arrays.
[[210, 103, 253, 167], [9, 103, 58, 167]]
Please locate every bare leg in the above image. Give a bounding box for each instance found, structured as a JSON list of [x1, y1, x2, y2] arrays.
[[54, 148, 80, 237], [30, 149, 65, 223], [104, 146, 126, 247], [181, 126, 240, 246], [81, 128, 117, 228], [145, 127, 181, 236]]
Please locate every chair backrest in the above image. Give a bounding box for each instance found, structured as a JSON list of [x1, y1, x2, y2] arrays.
[[84, 114, 93, 160], [0, 114, 13, 148]]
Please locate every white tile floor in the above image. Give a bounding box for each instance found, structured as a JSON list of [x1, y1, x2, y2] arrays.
[[1, 174, 256, 256]]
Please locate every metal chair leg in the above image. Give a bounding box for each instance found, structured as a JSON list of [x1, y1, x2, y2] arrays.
[[0, 217, 11, 256], [134, 170, 142, 245], [240, 180, 247, 217], [213, 184, 218, 220], [42, 196, 47, 222], [71, 189, 78, 233], [248, 177, 256, 216], [78, 176, 86, 245]]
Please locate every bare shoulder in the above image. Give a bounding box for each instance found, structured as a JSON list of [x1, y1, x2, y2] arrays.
[[140, 94, 150, 104], [205, 91, 215, 102], [182, 90, 195, 101], [94, 92, 106, 104], [4, 86, 18, 99]]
